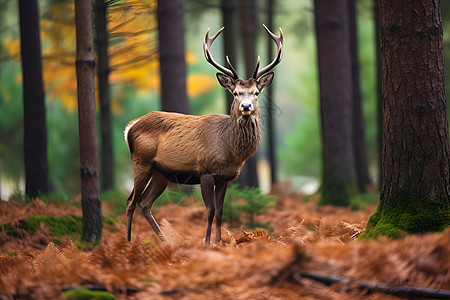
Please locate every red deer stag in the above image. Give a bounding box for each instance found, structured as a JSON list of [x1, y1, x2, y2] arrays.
[[125, 24, 283, 246]]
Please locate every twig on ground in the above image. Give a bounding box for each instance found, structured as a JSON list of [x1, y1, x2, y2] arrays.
[[298, 270, 450, 299]]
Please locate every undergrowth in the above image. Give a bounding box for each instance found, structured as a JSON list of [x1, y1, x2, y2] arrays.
[[63, 287, 117, 300], [101, 187, 202, 214], [223, 184, 276, 229]]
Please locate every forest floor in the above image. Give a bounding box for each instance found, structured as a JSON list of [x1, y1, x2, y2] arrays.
[[0, 185, 449, 299]]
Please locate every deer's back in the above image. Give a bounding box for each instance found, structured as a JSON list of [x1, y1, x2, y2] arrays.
[[127, 111, 238, 178]]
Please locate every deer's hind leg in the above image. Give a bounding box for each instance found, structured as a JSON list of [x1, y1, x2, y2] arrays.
[[127, 163, 153, 242], [139, 169, 169, 242], [126, 188, 135, 241]]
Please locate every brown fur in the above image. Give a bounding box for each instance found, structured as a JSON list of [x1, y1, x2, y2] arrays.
[[125, 71, 275, 246], [127, 110, 260, 180]]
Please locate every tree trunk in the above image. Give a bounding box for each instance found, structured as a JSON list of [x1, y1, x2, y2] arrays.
[[374, 0, 382, 189], [75, 0, 102, 243], [348, 0, 371, 192], [266, 0, 278, 184], [157, 0, 189, 114], [314, 0, 359, 206], [95, 0, 114, 191], [18, 0, 49, 198], [221, 0, 238, 111], [441, 1, 450, 119], [238, 0, 259, 188], [363, 0, 450, 238]]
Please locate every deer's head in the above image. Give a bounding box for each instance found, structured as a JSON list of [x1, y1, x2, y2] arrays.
[[203, 25, 283, 117]]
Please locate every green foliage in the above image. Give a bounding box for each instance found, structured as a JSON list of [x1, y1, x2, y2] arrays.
[[223, 184, 276, 228], [9, 189, 27, 203], [223, 184, 244, 225], [101, 189, 129, 213], [360, 192, 380, 205], [280, 1, 379, 182], [280, 41, 321, 178], [63, 287, 117, 300], [46, 100, 80, 193], [153, 186, 202, 207], [318, 182, 362, 210], [0, 62, 24, 183], [101, 186, 203, 214], [38, 190, 76, 205]]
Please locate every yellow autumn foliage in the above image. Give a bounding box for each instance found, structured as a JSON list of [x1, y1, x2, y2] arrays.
[[3, 37, 20, 59], [187, 74, 217, 98], [3, 0, 217, 112]]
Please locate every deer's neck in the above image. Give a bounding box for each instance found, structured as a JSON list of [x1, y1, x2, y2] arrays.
[[227, 110, 261, 161]]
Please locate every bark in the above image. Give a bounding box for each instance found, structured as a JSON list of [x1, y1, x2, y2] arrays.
[[363, 0, 450, 238], [238, 0, 259, 188], [314, 0, 359, 206], [348, 0, 371, 192], [221, 0, 238, 110], [95, 0, 114, 191], [442, 1, 450, 119], [75, 0, 102, 243], [157, 0, 189, 114], [18, 0, 49, 198], [374, 0, 382, 189]]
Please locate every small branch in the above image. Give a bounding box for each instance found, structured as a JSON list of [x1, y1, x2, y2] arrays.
[[299, 270, 450, 299]]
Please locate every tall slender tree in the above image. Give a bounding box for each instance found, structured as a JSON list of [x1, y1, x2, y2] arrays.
[[314, 0, 359, 206], [348, 0, 371, 192], [95, 0, 114, 191], [221, 0, 239, 110], [363, 0, 450, 237], [157, 0, 189, 114], [18, 0, 49, 198], [238, 0, 259, 188], [75, 0, 102, 243], [266, 0, 278, 184]]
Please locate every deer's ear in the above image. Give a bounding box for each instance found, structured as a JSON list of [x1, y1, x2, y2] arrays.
[[216, 73, 235, 91], [256, 72, 274, 90]]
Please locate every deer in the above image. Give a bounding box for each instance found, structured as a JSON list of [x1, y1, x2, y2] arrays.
[[124, 24, 283, 246]]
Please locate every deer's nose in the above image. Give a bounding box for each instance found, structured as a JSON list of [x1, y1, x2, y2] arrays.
[[240, 102, 253, 112]]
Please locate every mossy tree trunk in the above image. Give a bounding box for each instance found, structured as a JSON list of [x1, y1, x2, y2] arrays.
[[75, 0, 103, 243], [362, 0, 450, 238], [314, 0, 359, 206]]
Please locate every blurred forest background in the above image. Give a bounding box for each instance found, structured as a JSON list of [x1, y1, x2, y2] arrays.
[[0, 0, 449, 200]]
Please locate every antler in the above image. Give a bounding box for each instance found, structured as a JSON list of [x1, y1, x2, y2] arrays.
[[252, 24, 283, 79], [203, 27, 239, 80]]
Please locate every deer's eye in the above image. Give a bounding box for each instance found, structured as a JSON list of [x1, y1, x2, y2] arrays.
[[255, 92, 259, 96], [233, 92, 238, 97]]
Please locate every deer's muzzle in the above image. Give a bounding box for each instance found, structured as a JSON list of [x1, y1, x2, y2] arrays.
[[240, 102, 254, 115]]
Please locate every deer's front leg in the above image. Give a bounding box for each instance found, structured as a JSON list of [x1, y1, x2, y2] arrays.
[[200, 174, 215, 246]]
